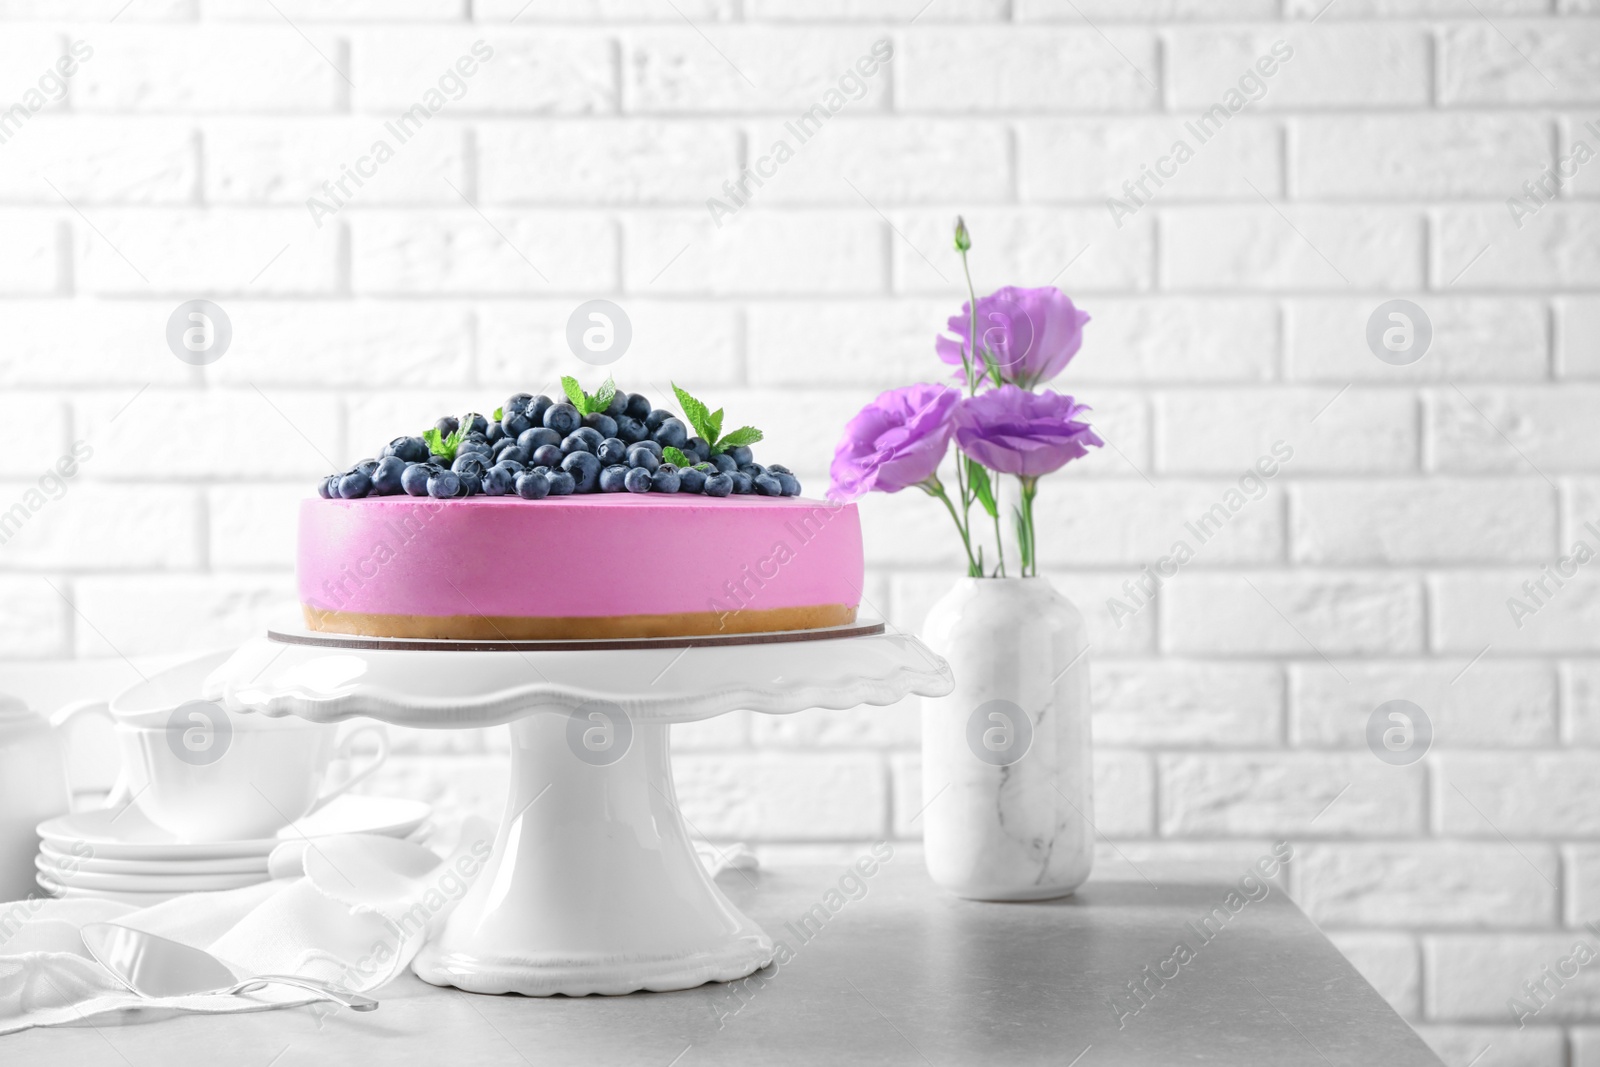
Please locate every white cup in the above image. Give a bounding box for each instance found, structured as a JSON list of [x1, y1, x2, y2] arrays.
[[108, 651, 389, 843]]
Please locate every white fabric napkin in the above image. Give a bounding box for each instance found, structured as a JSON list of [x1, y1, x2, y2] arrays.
[[0, 816, 496, 1035]]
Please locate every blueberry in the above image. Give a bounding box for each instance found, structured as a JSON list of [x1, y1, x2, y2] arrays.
[[768, 463, 793, 476], [504, 393, 534, 417], [651, 468, 680, 493], [776, 472, 801, 496], [678, 466, 707, 493], [546, 470, 576, 496], [499, 458, 526, 474], [435, 416, 459, 437], [711, 453, 738, 473], [652, 418, 689, 449], [599, 464, 629, 493], [531, 466, 550, 476], [499, 445, 530, 467], [491, 435, 517, 456], [500, 411, 531, 438], [729, 471, 754, 494], [354, 457, 380, 476], [518, 427, 562, 453], [645, 408, 673, 432], [318, 475, 337, 499], [486, 422, 507, 444], [603, 391, 629, 418], [461, 430, 489, 445], [544, 402, 582, 436], [531, 443, 565, 468], [528, 395, 553, 426], [685, 437, 711, 463], [726, 445, 754, 467], [388, 436, 430, 463], [482, 463, 517, 496], [371, 456, 407, 495], [740, 463, 766, 479], [456, 470, 482, 496], [753, 472, 783, 496], [626, 446, 660, 473], [339, 471, 373, 498], [457, 441, 493, 460], [514, 470, 550, 500], [460, 412, 489, 436], [561, 450, 602, 493], [597, 437, 628, 465], [624, 393, 652, 420], [427, 470, 460, 498], [704, 472, 734, 497], [401, 463, 432, 496], [630, 439, 663, 460], [625, 467, 653, 494], [452, 453, 488, 477], [614, 415, 648, 444], [561, 432, 595, 456], [583, 412, 618, 439]]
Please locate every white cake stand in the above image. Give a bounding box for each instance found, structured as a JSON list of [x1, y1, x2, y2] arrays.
[[204, 620, 952, 997]]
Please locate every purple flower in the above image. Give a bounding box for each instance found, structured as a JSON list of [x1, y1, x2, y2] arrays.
[[936, 286, 1090, 390], [954, 385, 1103, 478], [828, 384, 960, 501]]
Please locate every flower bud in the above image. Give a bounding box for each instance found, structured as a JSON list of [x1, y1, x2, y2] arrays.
[[953, 215, 971, 252]]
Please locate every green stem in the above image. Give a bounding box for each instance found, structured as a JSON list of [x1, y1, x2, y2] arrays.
[[1020, 477, 1039, 577], [959, 248, 998, 396], [924, 478, 981, 578]]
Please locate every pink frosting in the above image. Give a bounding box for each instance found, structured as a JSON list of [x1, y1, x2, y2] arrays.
[[298, 495, 863, 620]]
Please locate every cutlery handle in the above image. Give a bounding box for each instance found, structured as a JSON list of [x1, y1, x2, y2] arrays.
[[232, 975, 379, 1012]]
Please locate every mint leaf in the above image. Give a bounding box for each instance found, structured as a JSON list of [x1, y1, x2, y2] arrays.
[[662, 445, 691, 467], [671, 382, 715, 443], [593, 377, 617, 414], [493, 406, 503, 422], [422, 426, 444, 455], [708, 407, 724, 444], [715, 426, 763, 450], [560, 376, 586, 410]]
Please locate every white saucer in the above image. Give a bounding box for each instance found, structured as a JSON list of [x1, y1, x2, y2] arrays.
[[38, 794, 432, 860], [38, 843, 269, 876], [36, 858, 268, 893], [36, 876, 182, 906]]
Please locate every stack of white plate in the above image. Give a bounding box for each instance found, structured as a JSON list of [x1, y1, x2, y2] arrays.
[[36, 794, 433, 906]]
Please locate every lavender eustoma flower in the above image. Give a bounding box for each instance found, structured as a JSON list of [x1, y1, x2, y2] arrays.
[[827, 383, 960, 502], [953, 385, 1102, 478], [935, 286, 1090, 390]]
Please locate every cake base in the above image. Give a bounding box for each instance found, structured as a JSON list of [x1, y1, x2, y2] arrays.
[[303, 603, 857, 640]]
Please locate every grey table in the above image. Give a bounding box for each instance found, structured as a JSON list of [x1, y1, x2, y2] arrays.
[[8, 861, 1441, 1066]]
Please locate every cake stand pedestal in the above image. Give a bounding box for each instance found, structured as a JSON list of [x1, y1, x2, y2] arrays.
[[205, 622, 952, 997]]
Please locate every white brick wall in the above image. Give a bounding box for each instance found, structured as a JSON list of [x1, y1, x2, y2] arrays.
[[0, 3, 1593, 1062]]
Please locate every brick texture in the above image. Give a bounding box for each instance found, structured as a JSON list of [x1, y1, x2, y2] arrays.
[[0, 8, 1592, 1056]]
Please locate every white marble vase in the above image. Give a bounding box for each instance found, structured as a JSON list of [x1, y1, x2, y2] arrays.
[[920, 577, 1094, 901]]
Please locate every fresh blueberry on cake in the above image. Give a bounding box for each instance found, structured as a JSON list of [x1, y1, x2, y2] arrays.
[[301, 378, 862, 639]]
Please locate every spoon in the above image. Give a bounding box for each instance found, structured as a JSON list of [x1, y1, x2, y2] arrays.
[[81, 922, 378, 1012]]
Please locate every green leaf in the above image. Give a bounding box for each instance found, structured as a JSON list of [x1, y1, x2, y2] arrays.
[[671, 382, 715, 443], [560, 376, 586, 410], [715, 426, 764, 450], [662, 445, 692, 467], [593, 377, 617, 414], [492, 406, 504, 422], [707, 407, 724, 445], [967, 459, 998, 519], [423, 425, 461, 462]]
